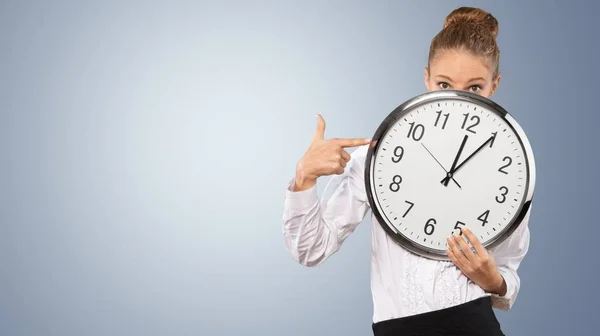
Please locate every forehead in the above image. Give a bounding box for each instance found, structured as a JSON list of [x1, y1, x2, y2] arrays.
[[429, 49, 493, 81]]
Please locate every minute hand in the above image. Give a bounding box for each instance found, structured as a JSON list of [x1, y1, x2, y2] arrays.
[[441, 135, 495, 185]]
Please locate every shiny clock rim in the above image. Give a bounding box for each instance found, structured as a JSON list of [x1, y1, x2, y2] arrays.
[[364, 90, 536, 261]]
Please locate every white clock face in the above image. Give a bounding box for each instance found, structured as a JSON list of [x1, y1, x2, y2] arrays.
[[366, 92, 534, 258]]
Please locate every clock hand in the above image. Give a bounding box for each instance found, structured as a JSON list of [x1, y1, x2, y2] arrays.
[[420, 143, 462, 189], [442, 134, 468, 187], [441, 135, 495, 185]]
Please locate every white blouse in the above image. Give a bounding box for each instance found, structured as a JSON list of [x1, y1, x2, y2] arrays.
[[282, 144, 531, 324]]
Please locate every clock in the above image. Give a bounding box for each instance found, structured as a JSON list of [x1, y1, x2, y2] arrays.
[[364, 90, 536, 260]]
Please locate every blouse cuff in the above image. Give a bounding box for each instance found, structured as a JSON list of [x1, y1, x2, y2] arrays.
[[490, 270, 516, 311], [284, 178, 319, 211], [490, 293, 510, 311]]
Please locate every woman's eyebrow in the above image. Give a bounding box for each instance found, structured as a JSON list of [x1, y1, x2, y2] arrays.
[[434, 75, 453, 81], [467, 77, 486, 83]]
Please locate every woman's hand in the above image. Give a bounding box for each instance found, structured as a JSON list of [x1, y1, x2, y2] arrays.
[[294, 114, 371, 191], [447, 227, 507, 296]]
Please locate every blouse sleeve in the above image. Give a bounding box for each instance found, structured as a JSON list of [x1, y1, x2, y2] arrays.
[[487, 204, 533, 310], [281, 145, 370, 267]]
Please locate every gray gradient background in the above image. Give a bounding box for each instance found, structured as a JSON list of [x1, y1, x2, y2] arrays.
[[1, 1, 598, 335]]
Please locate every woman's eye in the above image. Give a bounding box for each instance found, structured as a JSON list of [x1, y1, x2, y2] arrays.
[[439, 82, 450, 89], [469, 85, 481, 92]]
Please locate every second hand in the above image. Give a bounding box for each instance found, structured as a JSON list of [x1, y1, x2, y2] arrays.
[[421, 143, 462, 189]]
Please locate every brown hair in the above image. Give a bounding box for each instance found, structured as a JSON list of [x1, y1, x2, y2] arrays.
[[428, 7, 500, 78]]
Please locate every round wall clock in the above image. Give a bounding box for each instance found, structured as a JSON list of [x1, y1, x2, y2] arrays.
[[364, 90, 536, 260]]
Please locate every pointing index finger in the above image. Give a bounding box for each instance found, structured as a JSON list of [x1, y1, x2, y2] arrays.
[[330, 137, 371, 148]]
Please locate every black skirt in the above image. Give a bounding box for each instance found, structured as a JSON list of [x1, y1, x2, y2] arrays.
[[372, 296, 504, 336]]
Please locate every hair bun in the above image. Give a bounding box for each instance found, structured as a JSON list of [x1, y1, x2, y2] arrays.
[[443, 7, 499, 39]]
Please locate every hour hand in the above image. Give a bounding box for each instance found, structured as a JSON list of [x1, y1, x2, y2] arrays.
[[441, 134, 468, 187], [421, 143, 461, 189]]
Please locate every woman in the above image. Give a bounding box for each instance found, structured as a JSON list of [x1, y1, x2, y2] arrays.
[[282, 6, 530, 336]]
